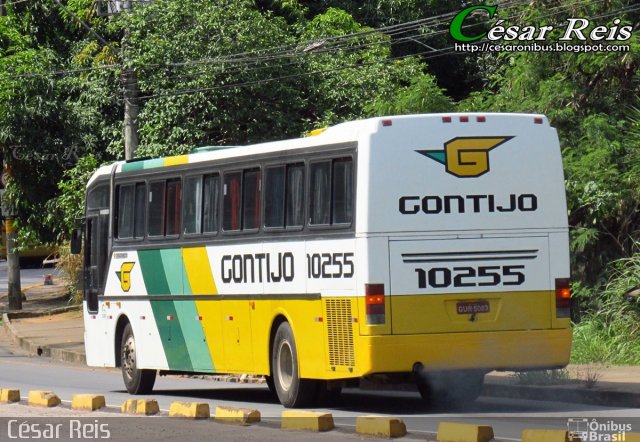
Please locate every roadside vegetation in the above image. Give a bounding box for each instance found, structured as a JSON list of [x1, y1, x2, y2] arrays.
[[1, 1, 639, 359], [571, 250, 640, 365]]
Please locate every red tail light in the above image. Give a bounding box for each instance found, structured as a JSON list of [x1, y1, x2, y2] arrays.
[[555, 278, 571, 318], [365, 283, 385, 325]]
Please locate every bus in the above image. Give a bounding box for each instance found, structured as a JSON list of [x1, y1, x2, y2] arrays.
[[0, 190, 56, 264], [74, 113, 572, 408]]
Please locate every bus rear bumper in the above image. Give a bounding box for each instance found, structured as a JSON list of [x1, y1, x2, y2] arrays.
[[356, 328, 572, 375]]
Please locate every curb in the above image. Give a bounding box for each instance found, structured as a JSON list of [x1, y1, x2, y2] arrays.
[[2, 307, 86, 365], [483, 381, 640, 409]]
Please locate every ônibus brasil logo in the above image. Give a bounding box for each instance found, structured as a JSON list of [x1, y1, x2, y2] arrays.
[[417, 137, 513, 178]]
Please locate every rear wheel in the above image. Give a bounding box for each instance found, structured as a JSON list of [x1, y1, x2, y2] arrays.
[[121, 323, 156, 394], [271, 321, 318, 408]]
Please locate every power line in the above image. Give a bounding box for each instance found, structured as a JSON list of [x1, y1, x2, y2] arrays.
[[2, 0, 631, 84], [133, 2, 639, 102], [142, 0, 610, 85]]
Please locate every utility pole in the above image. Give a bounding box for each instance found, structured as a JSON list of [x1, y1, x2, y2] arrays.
[[5, 217, 22, 310], [122, 0, 138, 161], [1, 162, 21, 310]]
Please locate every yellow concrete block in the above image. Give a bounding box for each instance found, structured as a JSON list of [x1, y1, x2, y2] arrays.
[[437, 422, 494, 442], [522, 429, 574, 442], [214, 406, 261, 425], [27, 391, 61, 408], [121, 399, 160, 415], [71, 394, 106, 411], [281, 410, 334, 432], [169, 401, 210, 419], [356, 416, 407, 438], [0, 388, 20, 403]]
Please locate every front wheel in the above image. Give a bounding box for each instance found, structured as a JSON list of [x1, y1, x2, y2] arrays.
[[271, 321, 318, 408], [121, 323, 156, 394]]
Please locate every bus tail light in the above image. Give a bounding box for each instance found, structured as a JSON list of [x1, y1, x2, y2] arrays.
[[555, 278, 571, 318], [365, 284, 385, 325]]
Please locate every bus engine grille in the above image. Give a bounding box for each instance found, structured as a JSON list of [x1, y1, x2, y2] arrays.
[[325, 298, 355, 368]]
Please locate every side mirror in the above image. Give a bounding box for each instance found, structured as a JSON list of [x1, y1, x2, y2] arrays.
[[70, 218, 84, 254]]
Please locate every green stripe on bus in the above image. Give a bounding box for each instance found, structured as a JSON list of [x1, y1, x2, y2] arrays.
[[121, 158, 164, 172], [159, 249, 214, 371], [138, 249, 193, 372]]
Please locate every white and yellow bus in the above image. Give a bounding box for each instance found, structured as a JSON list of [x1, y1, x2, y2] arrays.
[[76, 113, 572, 407]]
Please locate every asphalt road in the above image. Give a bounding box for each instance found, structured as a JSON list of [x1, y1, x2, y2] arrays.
[[0, 337, 639, 442], [0, 259, 61, 289]]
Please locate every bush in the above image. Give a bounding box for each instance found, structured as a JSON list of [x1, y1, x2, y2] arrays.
[[56, 242, 83, 305], [571, 248, 640, 364]]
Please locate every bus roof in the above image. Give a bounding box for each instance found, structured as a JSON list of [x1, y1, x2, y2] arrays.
[[87, 113, 549, 187]]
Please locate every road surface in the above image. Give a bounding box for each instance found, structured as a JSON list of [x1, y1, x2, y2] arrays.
[[0, 336, 638, 441]]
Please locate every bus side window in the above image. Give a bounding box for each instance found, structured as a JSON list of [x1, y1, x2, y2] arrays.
[[117, 184, 134, 239], [223, 172, 242, 232], [134, 182, 146, 239], [166, 179, 182, 236], [264, 166, 285, 229], [203, 174, 220, 234], [332, 158, 353, 225], [309, 161, 331, 226], [286, 164, 304, 228], [243, 169, 261, 231], [184, 176, 203, 235], [149, 181, 166, 237]]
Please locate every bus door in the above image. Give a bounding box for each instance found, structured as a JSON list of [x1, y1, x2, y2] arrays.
[[85, 210, 109, 312]]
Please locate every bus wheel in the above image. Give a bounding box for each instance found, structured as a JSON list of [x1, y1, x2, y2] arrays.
[[271, 321, 317, 408], [121, 323, 156, 394]]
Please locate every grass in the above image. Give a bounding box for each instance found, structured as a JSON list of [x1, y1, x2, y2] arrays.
[[571, 316, 640, 364], [512, 369, 573, 385], [570, 249, 640, 365]]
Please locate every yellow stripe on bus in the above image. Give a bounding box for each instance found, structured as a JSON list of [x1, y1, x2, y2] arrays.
[[182, 247, 218, 295], [182, 247, 224, 370], [164, 155, 189, 167]]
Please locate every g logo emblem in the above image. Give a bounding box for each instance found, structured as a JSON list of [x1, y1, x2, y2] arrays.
[[117, 262, 135, 292], [417, 136, 513, 178]]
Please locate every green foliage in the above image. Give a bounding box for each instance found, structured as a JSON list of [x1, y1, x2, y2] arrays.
[[571, 249, 640, 364], [367, 73, 453, 115], [299, 8, 423, 127], [46, 154, 99, 240]]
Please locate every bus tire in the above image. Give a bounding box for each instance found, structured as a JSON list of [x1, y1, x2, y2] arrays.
[[271, 321, 318, 408], [121, 323, 156, 394]]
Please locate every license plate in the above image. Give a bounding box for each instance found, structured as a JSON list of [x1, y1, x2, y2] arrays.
[[456, 300, 490, 314]]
